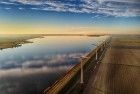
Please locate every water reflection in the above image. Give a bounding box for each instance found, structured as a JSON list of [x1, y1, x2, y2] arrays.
[[0, 36, 108, 94]]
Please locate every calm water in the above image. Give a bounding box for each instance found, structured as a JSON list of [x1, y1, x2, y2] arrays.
[[0, 36, 108, 94]]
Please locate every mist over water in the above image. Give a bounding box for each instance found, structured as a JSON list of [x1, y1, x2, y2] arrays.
[[0, 36, 107, 94]]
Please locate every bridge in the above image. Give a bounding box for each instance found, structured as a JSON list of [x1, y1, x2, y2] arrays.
[[44, 35, 140, 94], [44, 36, 111, 94]]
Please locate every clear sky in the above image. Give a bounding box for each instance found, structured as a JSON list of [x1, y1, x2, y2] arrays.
[[0, 0, 140, 34]]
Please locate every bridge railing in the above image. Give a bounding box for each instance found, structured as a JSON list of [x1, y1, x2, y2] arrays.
[[44, 36, 111, 94]]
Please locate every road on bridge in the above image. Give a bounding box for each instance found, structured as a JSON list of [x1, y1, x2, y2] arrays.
[[83, 35, 140, 94]]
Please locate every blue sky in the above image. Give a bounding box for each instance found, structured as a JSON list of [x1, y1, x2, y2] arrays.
[[0, 0, 140, 34]]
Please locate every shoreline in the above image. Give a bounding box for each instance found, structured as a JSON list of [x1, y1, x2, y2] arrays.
[[0, 35, 43, 50]]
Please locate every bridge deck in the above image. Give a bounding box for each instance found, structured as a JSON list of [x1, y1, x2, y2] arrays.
[[83, 35, 140, 94]]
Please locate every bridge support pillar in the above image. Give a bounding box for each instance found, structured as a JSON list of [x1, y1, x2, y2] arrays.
[[80, 60, 84, 84], [96, 49, 98, 60]]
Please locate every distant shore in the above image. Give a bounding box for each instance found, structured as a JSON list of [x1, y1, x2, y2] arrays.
[[0, 34, 43, 50], [0, 34, 105, 50]]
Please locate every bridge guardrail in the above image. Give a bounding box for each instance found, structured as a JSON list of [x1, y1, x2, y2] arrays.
[[44, 36, 111, 94]]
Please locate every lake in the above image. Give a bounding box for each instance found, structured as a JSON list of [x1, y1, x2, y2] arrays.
[[0, 36, 108, 94]]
